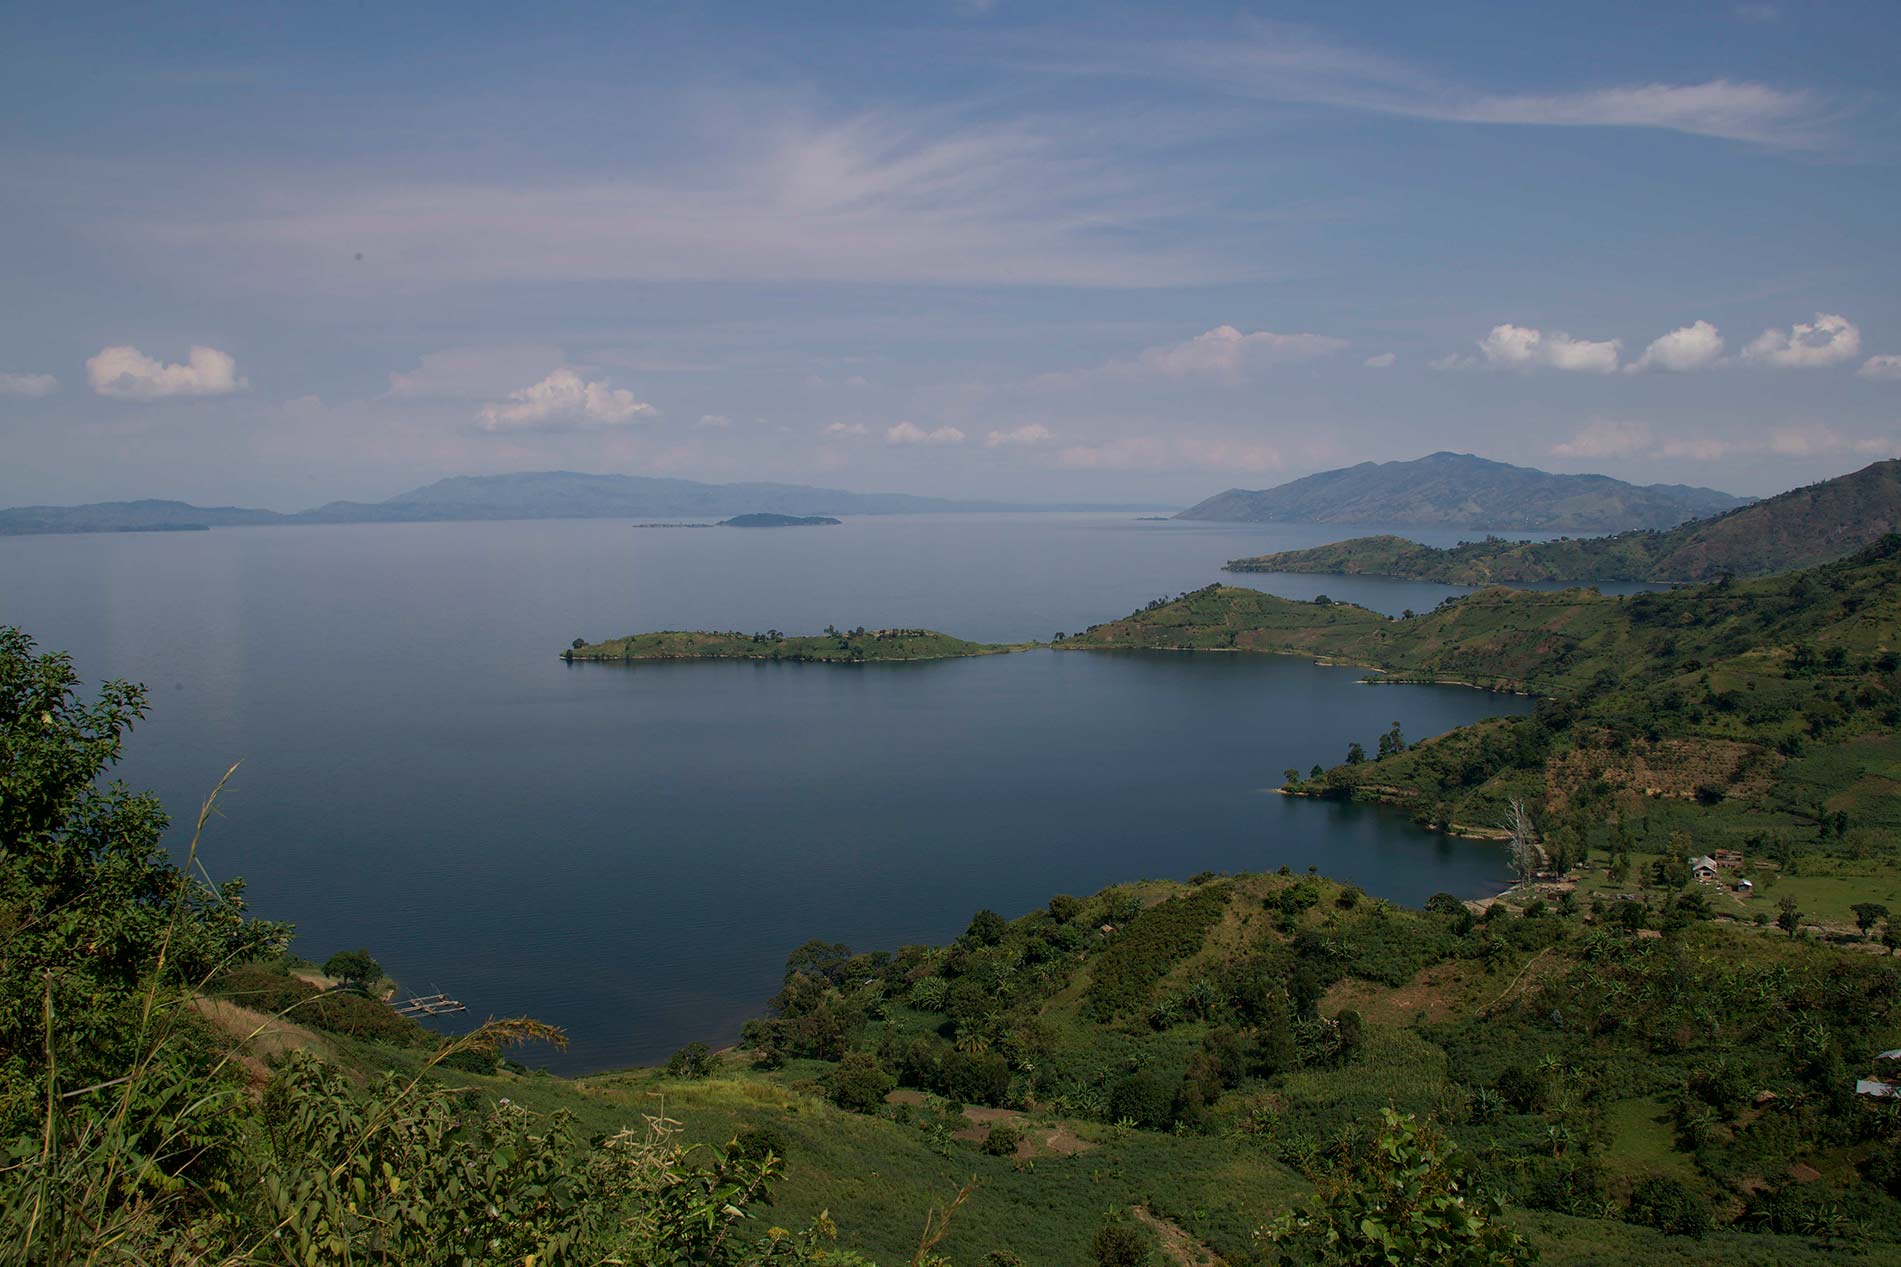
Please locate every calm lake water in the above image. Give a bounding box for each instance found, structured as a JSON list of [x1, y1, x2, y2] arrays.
[[0, 513, 1569, 1071]]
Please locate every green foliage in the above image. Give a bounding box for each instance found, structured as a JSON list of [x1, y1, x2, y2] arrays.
[[981, 1123, 1022, 1156], [1624, 1175, 1712, 1238], [666, 1040, 715, 1079], [1086, 884, 1232, 1020], [321, 947, 382, 994], [1259, 1110, 1538, 1265], [1090, 1215, 1156, 1267], [827, 1051, 896, 1114]]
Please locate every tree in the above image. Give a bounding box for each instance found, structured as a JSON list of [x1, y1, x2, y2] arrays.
[[827, 1051, 895, 1114], [1776, 894, 1802, 940], [1503, 799, 1539, 888], [1377, 721, 1406, 760], [1344, 742, 1366, 766], [1284, 767, 1301, 785], [323, 948, 383, 994], [1309, 764, 1324, 780], [1882, 919, 1900, 957], [1852, 902, 1890, 938], [570, 636, 587, 650], [1625, 1174, 1711, 1238], [1260, 1110, 1537, 1265], [665, 1040, 713, 1079], [964, 908, 1008, 946]]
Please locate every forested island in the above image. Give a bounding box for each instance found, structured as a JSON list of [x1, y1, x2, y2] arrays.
[[563, 626, 1020, 663], [719, 513, 842, 528]]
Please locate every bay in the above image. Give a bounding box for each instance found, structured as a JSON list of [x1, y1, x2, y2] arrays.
[[0, 513, 1578, 1071]]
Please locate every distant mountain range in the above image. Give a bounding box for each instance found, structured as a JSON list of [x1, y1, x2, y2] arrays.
[[1226, 458, 1901, 584], [1177, 451, 1750, 532], [0, 471, 1158, 536]]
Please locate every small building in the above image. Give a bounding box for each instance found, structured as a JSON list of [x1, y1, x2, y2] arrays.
[[1736, 878, 1754, 894], [1878, 1049, 1901, 1062], [1689, 855, 1720, 883], [1712, 848, 1745, 869], [1856, 1079, 1896, 1099]]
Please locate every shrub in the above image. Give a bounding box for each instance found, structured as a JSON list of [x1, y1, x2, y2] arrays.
[[732, 1124, 789, 1162], [1109, 1070, 1178, 1130], [826, 1051, 895, 1114], [1090, 1216, 1155, 1267], [1626, 1174, 1711, 1238], [981, 1122, 1022, 1156], [665, 1041, 713, 1079]]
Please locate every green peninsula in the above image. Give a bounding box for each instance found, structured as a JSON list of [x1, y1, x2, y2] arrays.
[[1225, 457, 1901, 584], [563, 625, 1020, 663]]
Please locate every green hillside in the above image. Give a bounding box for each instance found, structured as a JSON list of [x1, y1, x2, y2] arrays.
[[1226, 458, 1901, 584], [564, 626, 1019, 663], [1062, 540, 1901, 860]]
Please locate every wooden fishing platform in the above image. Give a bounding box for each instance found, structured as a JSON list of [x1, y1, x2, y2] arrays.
[[393, 993, 466, 1017]]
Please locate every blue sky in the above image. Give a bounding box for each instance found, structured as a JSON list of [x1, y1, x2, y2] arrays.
[[2, 1, 1897, 507]]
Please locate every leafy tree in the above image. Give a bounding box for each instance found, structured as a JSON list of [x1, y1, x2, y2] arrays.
[[827, 1050, 895, 1114], [665, 1040, 714, 1079], [1260, 1110, 1537, 1265], [963, 908, 1009, 947], [1852, 902, 1890, 937], [1777, 894, 1802, 939], [1884, 919, 1901, 957], [980, 1123, 1021, 1156], [323, 948, 383, 994], [1344, 742, 1366, 766], [1048, 893, 1081, 923]]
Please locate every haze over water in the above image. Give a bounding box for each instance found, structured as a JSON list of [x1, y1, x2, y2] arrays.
[[0, 513, 1560, 1071]]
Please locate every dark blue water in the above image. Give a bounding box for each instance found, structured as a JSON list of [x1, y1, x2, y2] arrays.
[[0, 514, 1558, 1071]]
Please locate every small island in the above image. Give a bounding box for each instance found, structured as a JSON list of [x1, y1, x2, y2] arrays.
[[563, 625, 1023, 663], [717, 513, 842, 528]]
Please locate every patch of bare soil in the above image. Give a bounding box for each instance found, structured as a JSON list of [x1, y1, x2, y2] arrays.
[[1132, 1206, 1224, 1267]]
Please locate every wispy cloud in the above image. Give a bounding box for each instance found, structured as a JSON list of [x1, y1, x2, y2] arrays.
[[155, 110, 1214, 290], [984, 423, 1054, 447], [0, 371, 58, 398], [1742, 313, 1861, 368], [1051, 21, 1830, 148], [886, 421, 966, 445], [1040, 324, 1348, 388]]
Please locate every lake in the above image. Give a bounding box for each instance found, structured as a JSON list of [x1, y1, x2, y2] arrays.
[[0, 513, 1569, 1071]]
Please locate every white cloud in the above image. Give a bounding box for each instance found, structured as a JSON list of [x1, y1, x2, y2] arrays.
[[475, 367, 656, 431], [86, 345, 244, 399], [886, 421, 966, 445], [821, 421, 868, 437], [984, 423, 1054, 447], [0, 371, 58, 398], [1551, 419, 1653, 459], [1629, 320, 1725, 372], [1363, 352, 1396, 369], [1041, 324, 1348, 389], [1743, 313, 1861, 368], [1657, 437, 1733, 461], [1476, 324, 1621, 373], [1138, 325, 1347, 380], [1859, 355, 1901, 381], [696, 414, 732, 428]]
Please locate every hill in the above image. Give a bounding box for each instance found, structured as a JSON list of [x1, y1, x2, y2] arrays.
[[0, 471, 1156, 535], [1228, 458, 1901, 584], [563, 625, 1019, 663], [1061, 539, 1901, 856], [1178, 451, 1748, 532]]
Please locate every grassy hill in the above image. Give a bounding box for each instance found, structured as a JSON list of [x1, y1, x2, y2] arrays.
[[563, 626, 1020, 663], [1178, 451, 1747, 533], [1226, 459, 1901, 584]]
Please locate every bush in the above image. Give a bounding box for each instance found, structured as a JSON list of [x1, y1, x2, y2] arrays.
[[826, 1051, 895, 1114], [1090, 1216, 1154, 1267], [731, 1124, 789, 1162], [1626, 1174, 1711, 1238], [665, 1041, 713, 1079], [1109, 1070, 1178, 1130], [981, 1122, 1022, 1156]]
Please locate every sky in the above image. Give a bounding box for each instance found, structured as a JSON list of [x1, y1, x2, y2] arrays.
[[2, 0, 1898, 509]]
